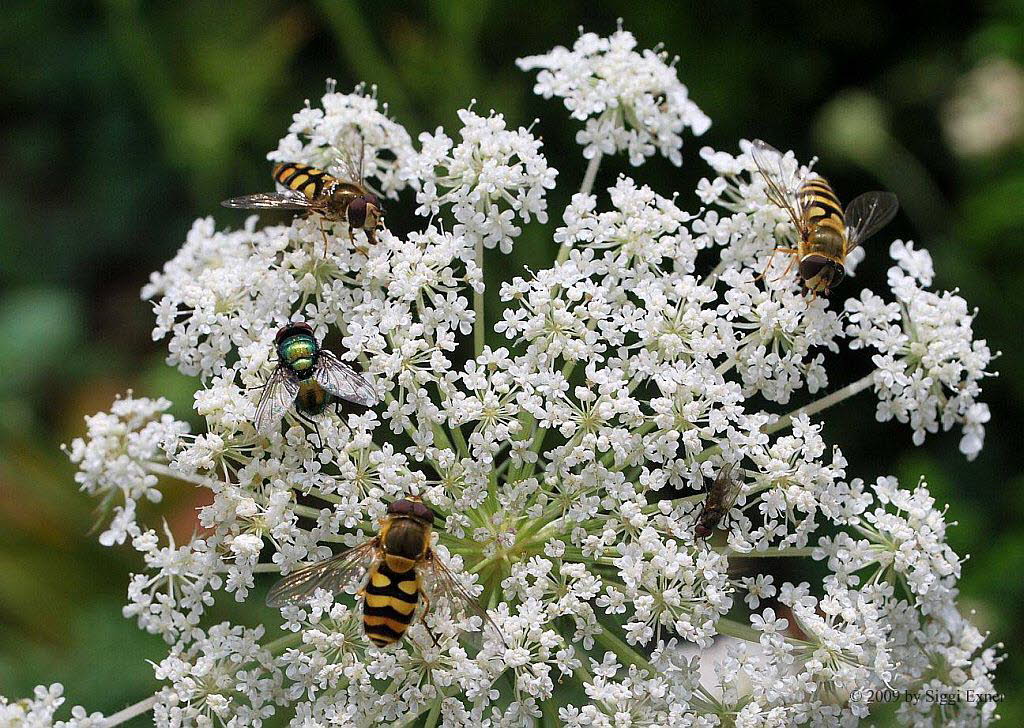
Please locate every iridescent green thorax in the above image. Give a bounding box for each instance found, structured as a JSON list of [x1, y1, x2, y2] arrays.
[[278, 333, 318, 378]]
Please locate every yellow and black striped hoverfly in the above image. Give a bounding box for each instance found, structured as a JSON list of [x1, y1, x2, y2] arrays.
[[750, 139, 899, 296], [267, 496, 501, 648], [222, 132, 384, 254]]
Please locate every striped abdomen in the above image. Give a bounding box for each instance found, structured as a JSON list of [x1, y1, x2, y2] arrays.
[[798, 176, 845, 236], [362, 556, 419, 646], [273, 162, 336, 201]]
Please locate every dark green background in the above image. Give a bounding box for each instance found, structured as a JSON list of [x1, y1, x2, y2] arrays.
[[1, 1, 1021, 724]]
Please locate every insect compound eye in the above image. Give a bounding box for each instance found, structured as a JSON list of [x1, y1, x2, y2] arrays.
[[798, 256, 829, 282], [830, 263, 846, 287], [347, 197, 368, 229], [412, 502, 436, 522], [275, 321, 313, 344], [387, 499, 413, 516]]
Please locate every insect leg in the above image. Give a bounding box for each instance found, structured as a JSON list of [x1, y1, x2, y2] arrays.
[[318, 217, 330, 257], [416, 586, 441, 646], [296, 411, 324, 449], [769, 252, 798, 283], [756, 246, 799, 282]]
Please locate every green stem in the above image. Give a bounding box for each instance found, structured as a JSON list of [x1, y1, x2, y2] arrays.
[[764, 371, 877, 435], [541, 695, 561, 727], [556, 151, 603, 266], [449, 423, 471, 460], [715, 617, 765, 643], [474, 235, 486, 356], [595, 625, 656, 675], [719, 546, 816, 558], [102, 694, 159, 727], [423, 698, 442, 728], [263, 631, 305, 655]]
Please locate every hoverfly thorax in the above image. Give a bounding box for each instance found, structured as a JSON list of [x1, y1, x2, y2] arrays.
[[806, 226, 845, 260], [275, 322, 318, 378], [382, 497, 436, 561]]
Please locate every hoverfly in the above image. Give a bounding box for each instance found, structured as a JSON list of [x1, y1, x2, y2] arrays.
[[267, 496, 501, 648], [750, 139, 899, 296], [254, 322, 378, 438], [694, 464, 742, 541], [222, 132, 384, 254]]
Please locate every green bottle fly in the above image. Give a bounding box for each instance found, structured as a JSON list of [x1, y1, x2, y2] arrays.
[[254, 322, 378, 437]]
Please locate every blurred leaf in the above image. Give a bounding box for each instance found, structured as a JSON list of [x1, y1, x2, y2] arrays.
[[0, 287, 84, 395]]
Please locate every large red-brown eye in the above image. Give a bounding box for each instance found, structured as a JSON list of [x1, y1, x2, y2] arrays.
[[413, 502, 436, 522], [388, 499, 413, 516], [798, 256, 828, 282], [347, 197, 368, 229], [276, 321, 313, 343]]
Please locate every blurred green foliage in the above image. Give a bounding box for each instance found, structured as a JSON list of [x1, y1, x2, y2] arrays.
[[1, 0, 1022, 724]]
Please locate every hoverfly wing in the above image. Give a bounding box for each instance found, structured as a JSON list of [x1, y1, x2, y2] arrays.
[[221, 191, 315, 210], [844, 191, 899, 252], [254, 366, 300, 434], [749, 139, 807, 236], [422, 549, 507, 648], [331, 127, 366, 185], [266, 538, 380, 608], [313, 349, 379, 407]]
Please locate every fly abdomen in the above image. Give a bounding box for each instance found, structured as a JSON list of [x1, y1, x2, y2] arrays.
[[295, 379, 332, 417], [362, 559, 419, 647], [273, 162, 334, 201], [798, 177, 845, 234]]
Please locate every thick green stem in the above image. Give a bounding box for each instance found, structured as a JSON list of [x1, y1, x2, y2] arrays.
[[715, 616, 766, 643], [718, 546, 816, 558], [423, 698, 442, 728]]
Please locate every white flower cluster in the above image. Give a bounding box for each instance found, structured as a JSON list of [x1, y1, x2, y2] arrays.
[[10, 25, 1000, 728], [270, 80, 416, 199], [845, 240, 995, 459], [0, 685, 104, 728], [405, 108, 557, 254], [517, 26, 711, 165]]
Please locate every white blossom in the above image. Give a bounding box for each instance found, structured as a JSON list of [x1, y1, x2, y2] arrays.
[[19, 24, 1001, 728], [517, 26, 710, 165]]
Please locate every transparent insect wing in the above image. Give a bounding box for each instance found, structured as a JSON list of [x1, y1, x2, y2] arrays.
[[254, 366, 300, 433], [330, 127, 366, 184], [749, 139, 807, 234], [266, 538, 380, 608], [844, 191, 899, 251], [313, 349, 379, 407], [221, 191, 315, 210], [717, 464, 743, 510], [422, 550, 507, 647]]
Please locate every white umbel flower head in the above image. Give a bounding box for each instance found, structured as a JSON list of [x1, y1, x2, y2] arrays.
[[27, 23, 1000, 728], [517, 25, 711, 165]]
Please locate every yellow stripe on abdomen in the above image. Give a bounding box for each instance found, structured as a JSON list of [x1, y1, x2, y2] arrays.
[[272, 162, 334, 200], [798, 177, 845, 233]]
